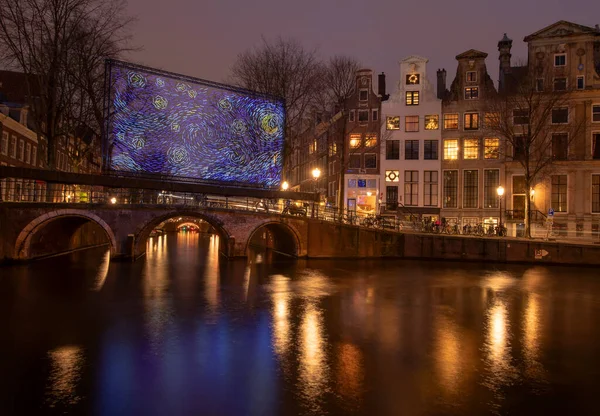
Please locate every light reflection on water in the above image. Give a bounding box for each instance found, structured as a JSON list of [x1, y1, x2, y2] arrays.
[[1, 235, 600, 415], [45, 345, 84, 407]]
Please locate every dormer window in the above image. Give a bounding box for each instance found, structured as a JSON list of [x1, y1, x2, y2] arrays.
[[466, 71, 477, 82], [464, 87, 479, 100], [554, 54, 566, 67], [359, 89, 368, 101], [406, 74, 420, 85]]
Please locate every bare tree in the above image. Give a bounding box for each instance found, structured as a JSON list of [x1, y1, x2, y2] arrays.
[[0, 0, 134, 170], [485, 74, 587, 238]]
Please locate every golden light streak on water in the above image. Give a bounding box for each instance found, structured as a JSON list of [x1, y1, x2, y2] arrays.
[[298, 303, 328, 410], [335, 343, 363, 401], [45, 346, 84, 407], [271, 274, 291, 357], [204, 234, 220, 312], [91, 249, 110, 291], [434, 314, 461, 396]]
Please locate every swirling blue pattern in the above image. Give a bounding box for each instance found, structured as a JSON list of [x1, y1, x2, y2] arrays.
[[107, 62, 285, 187]]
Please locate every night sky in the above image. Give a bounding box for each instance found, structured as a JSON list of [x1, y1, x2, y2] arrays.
[[127, 0, 599, 90]]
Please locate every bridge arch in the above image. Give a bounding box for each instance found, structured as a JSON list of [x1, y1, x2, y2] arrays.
[[134, 211, 232, 257], [14, 209, 117, 260], [245, 220, 303, 258]]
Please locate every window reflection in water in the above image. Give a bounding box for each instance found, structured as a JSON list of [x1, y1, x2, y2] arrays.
[[204, 235, 220, 313], [434, 314, 461, 396], [271, 274, 291, 357], [144, 234, 173, 352], [299, 303, 328, 410], [45, 345, 84, 407], [335, 343, 363, 402]]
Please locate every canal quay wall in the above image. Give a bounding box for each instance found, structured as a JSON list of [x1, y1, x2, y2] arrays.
[[307, 221, 600, 266], [400, 233, 600, 266]]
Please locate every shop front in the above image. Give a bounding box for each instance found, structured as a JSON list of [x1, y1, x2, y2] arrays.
[[345, 176, 378, 216]]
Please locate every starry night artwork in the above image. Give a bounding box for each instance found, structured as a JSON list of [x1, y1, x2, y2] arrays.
[[105, 60, 285, 188]]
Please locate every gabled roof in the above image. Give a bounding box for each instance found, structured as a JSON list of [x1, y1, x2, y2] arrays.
[[455, 49, 488, 60], [524, 20, 600, 42], [401, 55, 429, 63]]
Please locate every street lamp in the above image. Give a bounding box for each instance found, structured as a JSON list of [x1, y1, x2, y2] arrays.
[[497, 186, 504, 235], [281, 181, 289, 191], [312, 168, 321, 218], [110, 197, 117, 204]]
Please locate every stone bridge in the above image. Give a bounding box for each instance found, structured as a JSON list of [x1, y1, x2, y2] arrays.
[[0, 203, 404, 263]]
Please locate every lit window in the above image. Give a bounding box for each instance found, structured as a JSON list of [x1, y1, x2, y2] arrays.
[[358, 110, 369, 122], [425, 115, 439, 130], [464, 113, 479, 130], [466, 71, 477, 82], [484, 138, 499, 159], [405, 116, 419, 132], [444, 139, 458, 160], [365, 134, 377, 148], [443, 114, 459, 130], [386, 116, 400, 130], [386, 170, 400, 182], [463, 138, 479, 159], [406, 74, 420, 85], [464, 87, 479, 99], [328, 142, 337, 156], [554, 54, 566, 67], [349, 134, 361, 149], [406, 91, 419, 105]]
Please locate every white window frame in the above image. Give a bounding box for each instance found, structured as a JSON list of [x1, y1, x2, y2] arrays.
[[554, 53, 566, 67], [551, 173, 569, 214], [592, 131, 600, 159], [359, 89, 368, 102], [592, 104, 600, 123]]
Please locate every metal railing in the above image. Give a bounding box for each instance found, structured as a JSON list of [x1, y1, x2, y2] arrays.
[[504, 210, 547, 223]]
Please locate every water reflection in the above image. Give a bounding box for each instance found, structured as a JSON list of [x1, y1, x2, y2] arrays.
[[271, 274, 291, 357], [92, 249, 110, 291], [298, 303, 328, 411], [45, 345, 84, 407], [2, 247, 600, 415]]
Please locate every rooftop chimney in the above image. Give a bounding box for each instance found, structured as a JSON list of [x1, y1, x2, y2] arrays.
[[378, 72, 390, 101], [436, 69, 447, 100]]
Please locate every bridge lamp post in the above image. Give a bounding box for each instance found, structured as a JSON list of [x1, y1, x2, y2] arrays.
[[497, 186, 504, 235], [312, 168, 321, 218]]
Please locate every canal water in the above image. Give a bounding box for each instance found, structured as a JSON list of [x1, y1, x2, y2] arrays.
[[1, 232, 599, 415]]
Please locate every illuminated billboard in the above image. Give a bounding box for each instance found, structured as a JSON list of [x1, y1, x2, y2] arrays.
[[104, 60, 285, 188]]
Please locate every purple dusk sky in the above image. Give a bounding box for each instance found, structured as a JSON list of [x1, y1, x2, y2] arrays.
[[126, 0, 600, 91]]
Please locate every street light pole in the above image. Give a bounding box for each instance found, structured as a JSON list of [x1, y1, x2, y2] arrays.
[[497, 185, 504, 236], [312, 167, 321, 219]]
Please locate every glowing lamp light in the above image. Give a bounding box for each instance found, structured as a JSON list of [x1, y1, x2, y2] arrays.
[[281, 181, 289, 191], [312, 168, 321, 180], [110, 197, 117, 204], [530, 188, 535, 197], [367, 191, 372, 197], [496, 186, 505, 197]]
